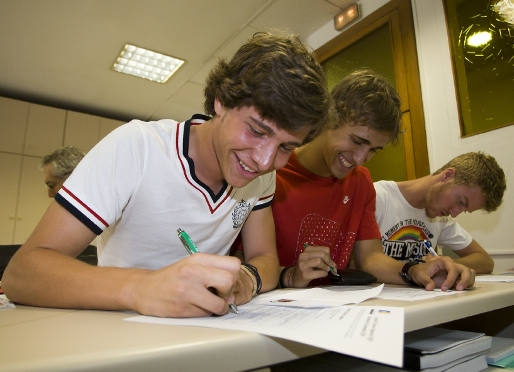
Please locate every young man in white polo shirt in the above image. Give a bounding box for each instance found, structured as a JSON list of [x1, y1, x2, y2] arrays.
[[3, 32, 332, 318]]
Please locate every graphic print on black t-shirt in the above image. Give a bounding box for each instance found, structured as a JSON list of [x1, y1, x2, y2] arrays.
[[381, 218, 434, 261]]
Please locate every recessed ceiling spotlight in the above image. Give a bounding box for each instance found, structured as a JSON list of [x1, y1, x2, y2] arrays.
[[467, 31, 492, 47], [112, 44, 185, 83]]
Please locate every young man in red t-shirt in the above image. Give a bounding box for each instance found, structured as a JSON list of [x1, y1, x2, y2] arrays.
[[273, 70, 475, 291]]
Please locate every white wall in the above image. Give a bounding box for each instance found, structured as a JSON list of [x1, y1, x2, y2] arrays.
[[411, 0, 514, 272], [306, 0, 514, 272]]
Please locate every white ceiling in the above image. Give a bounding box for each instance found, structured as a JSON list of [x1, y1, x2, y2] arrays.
[[0, 0, 354, 123]]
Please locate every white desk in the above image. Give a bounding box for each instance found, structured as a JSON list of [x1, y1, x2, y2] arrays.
[[1, 282, 514, 372]]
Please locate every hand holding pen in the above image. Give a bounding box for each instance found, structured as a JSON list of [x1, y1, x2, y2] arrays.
[[129, 249, 240, 318], [177, 228, 239, 314], [289, 243, 339, 287], [304, 243, 339, 277]]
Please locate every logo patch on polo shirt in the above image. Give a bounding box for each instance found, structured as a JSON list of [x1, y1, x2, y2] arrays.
[[232, 199, 251, 228]]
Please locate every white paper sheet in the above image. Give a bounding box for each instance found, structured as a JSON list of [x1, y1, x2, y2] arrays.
[[126, 302, 404, 367], [0, 294, 15, 309], [374, 286, 461, 301], [475, 275, 514, 282], [251, 283, 384, 308], [325, 285, 462, 301]]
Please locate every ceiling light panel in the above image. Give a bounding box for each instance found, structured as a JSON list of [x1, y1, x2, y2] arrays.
[[112, 44, 185, 83]]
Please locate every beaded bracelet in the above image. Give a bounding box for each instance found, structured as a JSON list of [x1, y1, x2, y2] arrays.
[[279, 265, 295, 288]]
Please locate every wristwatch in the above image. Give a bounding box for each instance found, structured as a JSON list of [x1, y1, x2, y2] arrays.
[[398, 260, 424, 286]]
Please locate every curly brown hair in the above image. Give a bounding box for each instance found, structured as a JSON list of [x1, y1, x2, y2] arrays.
[[433, 152, 506, 212], [330, 69, 402, 145], [204, 32, 333, 144]]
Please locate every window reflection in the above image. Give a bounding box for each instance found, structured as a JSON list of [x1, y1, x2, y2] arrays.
[[444, 0, 514, 136], [321, 23, 408, 182]]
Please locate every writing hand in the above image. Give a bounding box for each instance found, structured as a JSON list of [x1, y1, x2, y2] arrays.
[[131, 253, 240, 317], [292, 245, 338, 288]]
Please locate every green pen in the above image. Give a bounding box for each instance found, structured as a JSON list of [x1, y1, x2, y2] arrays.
[[177, 228, 239, 314], [304, 243, 339, 277], [178, 228, 199, 255]]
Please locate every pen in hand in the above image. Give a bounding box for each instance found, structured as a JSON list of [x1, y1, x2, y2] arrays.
[[304, 243, 339, 277], [177, 228, 239, 314], [423, 240, 438, 257]]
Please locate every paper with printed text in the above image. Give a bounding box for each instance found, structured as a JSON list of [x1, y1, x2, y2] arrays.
[[126, 301, 404, 367]]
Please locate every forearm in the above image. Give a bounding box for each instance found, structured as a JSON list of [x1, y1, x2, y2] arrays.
[[3, 247, 143, 311], [359, 253, 407, 285], [453, 253, 494, 274], [238, 207, 280, 294], [352, 239, 408, 285]]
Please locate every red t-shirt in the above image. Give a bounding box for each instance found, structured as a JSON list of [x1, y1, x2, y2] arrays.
[[273, 152, 380, 285]]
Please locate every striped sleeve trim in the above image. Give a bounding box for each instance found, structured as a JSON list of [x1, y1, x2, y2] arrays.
[[55, 187, 108, 235], [253, 193, 274, 211]]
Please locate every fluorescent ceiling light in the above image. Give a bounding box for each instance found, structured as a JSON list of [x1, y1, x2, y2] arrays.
[[112, 44, 184, 83]]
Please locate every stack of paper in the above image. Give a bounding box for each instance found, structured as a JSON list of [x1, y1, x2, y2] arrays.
[[486, 337, 514, 368], [403, 327, 491, 371]]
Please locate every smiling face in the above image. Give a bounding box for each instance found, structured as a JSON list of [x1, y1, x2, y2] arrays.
[[212, 101, 310, 188], [425, 177, 485, 218], [313, 123, 392, 178]]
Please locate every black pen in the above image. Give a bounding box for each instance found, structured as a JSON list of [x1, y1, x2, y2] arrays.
[[177, 228, 239, 314]]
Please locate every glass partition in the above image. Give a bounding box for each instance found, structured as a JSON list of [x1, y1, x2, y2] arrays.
[[322, 23, 407, 181], [444, 0, 514, 136]]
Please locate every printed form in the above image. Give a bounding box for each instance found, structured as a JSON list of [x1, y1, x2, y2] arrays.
[[126, 284, 404, 367], [325, 285, 462, 301]]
